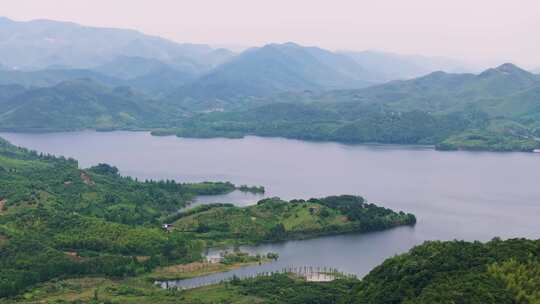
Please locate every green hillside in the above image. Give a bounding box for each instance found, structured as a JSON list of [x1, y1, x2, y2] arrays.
[[167, 43, 379, 110], [172, 195, 416, 244], [0, 136, 239, 297], [170, 63, 540, 152], [0, 64, 198, 98], [0, 62, 539, 152], [355, 238, 540, 304], [0, 79, 180, 131], [298, 63, 538, 112], [0, 137, 408, 299]]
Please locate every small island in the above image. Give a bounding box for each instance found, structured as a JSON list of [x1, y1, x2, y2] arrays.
[[171, 195, 416, 245], [236, 184, 265, 194]]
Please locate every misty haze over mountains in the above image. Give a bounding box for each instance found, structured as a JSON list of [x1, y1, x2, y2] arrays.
[[0, 17, 475, 92], [0, 16, 234, 71], [0, 16, 539, 152], [2, 1, 540, 301]]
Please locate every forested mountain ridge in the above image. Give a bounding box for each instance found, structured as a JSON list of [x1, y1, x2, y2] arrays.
[[338, 50, 472, 81], [281, 63, 539, 112], [0, 79, 182, 131], [0, 68, 124, 88], [0, 64, 537, 152], [92, 55, 201, 96], [0, 60, 199, 97], [168, 63, 540, 152], [0, 16, 239, 97], [0, 16, 233, 71], [0, 17, 539, 153], [166, 42, 383, 110]]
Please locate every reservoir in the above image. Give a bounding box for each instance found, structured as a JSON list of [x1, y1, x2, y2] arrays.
[[2, 131, 539, 287]]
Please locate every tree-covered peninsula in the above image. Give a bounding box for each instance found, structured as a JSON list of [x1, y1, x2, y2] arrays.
[[0, 137, 414, 298], [0, 136, 251, 297], [171, 196, 416, 245]]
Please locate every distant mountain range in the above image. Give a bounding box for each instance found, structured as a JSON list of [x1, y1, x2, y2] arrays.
[[169, 63, 540, 151], [0, 68, 123, 88], [0, 79, 179, 131], [0, 16, 234, 71], [0, 17, 476, 103], [338, 50, 472, 81], [0, 61, 538, 151], [166, 42, 387, 109], [167, 45, 482, 110], [0, 59, 198, 97], [0, 16, 538, 151], [0, 16, 238, 97], [296, 63, 539, 113]]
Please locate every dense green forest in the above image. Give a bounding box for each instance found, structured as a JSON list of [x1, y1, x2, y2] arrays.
[[3, 238, 539, 303], [1, 62, 540, 152], [0, 137, 412, 299], [158, 63, 540, 152], [231, 238, 540, 304], [0, 79, 186, 132], [0, 137, 235, 297], [171, 195, 416, 244], [355, 238, 540, 304]]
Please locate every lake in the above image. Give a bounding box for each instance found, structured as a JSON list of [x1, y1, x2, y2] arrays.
[[2, 131, 539, 287]]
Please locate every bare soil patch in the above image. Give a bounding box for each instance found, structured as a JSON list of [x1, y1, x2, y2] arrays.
[[80, 171, 95, 186], [0, 199, 6, 213]]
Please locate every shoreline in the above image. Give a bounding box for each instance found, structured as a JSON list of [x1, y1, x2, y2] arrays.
[[3, 128, 537, 154], [148, 258, 273, 282]]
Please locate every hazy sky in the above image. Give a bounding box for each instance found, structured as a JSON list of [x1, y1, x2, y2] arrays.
[[3, 0, 540, 68]]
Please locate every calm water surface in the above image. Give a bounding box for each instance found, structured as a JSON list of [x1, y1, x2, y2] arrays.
[[2, 131, 539, 286]]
